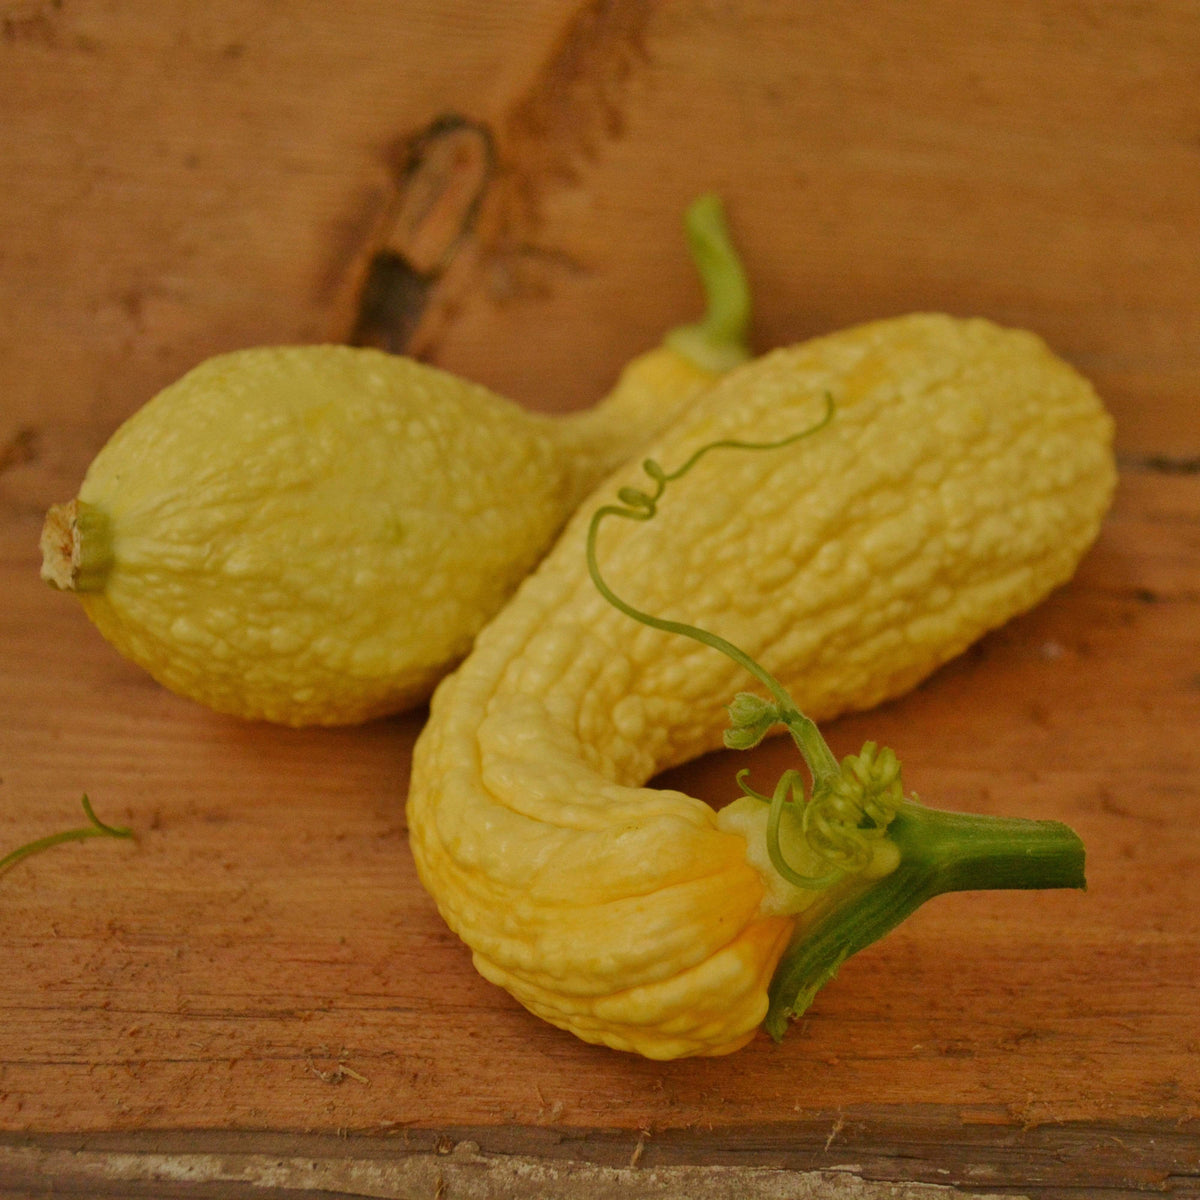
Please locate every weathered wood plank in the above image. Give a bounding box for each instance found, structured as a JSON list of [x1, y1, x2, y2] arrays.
[[2, 1, 1198, 1193], [2, 1118, 1198, 1198], [1, 467, 1196, 1144]]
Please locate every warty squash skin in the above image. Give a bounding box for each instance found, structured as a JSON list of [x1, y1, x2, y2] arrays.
[[406, 312, 1116, 1059], [40, 197, 746, 727], [40, 344, 718, 726]]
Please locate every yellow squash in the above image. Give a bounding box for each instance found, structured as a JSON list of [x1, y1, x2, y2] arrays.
[[40, 197, 748, 727], [407, 312, 1115, 1059]]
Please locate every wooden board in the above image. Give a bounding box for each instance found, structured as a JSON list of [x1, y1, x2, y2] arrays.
[[1, 2, 1198, 1196]]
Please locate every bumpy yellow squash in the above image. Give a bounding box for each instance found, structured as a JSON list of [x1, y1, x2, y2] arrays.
[[40, 198, 748, 727], [407, 312, 1115, 1059]]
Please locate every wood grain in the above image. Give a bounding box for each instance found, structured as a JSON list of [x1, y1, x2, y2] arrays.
[[1, 0, 1198, 1194], [413, 1, 1200, 459]]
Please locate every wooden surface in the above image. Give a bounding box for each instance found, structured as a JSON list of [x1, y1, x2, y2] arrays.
[[1, 2, 1198, 1196]]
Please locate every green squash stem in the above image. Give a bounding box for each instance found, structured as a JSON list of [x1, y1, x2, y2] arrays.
[[664, 193, 753, 372], [764, 801, 1086, 1039]]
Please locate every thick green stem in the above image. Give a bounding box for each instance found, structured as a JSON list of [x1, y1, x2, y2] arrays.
[[764, 800, 1087, 1040], [664, 194, 752, 372]]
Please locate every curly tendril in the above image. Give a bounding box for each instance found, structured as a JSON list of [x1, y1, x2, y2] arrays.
[[585, 394, 906, 892], [0, 794, 133, 880], [585, 395, 835, 713]]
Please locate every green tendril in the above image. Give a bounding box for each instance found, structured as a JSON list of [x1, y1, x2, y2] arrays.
[[585, 394, 906, 892], [0, 794, 133, 879], [737, 768, 844, 890], [585, 393, 834, 710]]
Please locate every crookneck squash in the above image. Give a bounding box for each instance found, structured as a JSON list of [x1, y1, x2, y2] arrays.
[[407, 312, 1115, 1059]]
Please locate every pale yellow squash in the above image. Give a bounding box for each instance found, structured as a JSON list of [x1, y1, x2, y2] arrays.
[[407, 312, 1115, 1059], [40, 198, 746, 727]]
